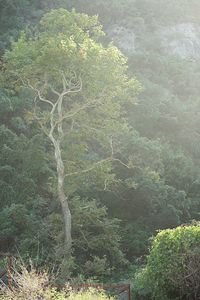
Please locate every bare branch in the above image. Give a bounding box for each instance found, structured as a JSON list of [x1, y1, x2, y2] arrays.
[[110, 136, 114, 158], [65, 157, 112, 178], [104, 178, 108, 191], [62, 102, 96, 119], [49, 84, 61, 97], [109, 136, 130, 168], [57, 96, 64, 140], [32, 112, 50, 136], [61, 76, 82, 96], [73, 123, 105, 134], [64, 156, 130, 178], [64, 131, 130, 179], [70, 118, 75, 132], [112, 158, 130, 169], [25, 79, 55, 108], [62, 72, 67, 92], [53, 102, 98, 130]]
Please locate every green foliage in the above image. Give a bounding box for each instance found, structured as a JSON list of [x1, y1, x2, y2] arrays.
[[0, 0, 72, 55], [1, 0, 200, 285], [121, 221, 152, 259], [48, 197, 126, 280], [0, 87, 55, 259], [73, 0, 200, 28], [134, 226, 200, 300]]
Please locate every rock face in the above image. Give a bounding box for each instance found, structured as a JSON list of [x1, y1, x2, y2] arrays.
[[106, 25, 136, 53], [107, 22, 200, 59], [161, 23, 200, 59]]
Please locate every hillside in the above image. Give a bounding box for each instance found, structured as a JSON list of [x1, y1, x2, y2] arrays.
[[0, 0, 200, 292]]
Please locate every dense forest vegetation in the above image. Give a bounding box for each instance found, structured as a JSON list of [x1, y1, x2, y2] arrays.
[[1, 1, 200, 299]]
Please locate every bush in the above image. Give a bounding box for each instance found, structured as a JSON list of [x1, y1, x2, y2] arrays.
[[0, 263, 115, 300], [134, 225, 200, 300], [64, 289, 115, 300]]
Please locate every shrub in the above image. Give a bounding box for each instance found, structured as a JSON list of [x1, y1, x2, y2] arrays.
[[0, 263, 115, 300], [134, 225, 200, 300], [65, 288, 115, 300]]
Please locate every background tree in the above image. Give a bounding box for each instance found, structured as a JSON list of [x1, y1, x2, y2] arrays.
[[0, 0, 71, 55]]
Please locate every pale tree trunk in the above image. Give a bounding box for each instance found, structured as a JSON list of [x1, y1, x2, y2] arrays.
[[50, 94, 72, 253], [52, 137, 72, 252]]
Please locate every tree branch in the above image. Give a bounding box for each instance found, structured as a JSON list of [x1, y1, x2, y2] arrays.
[[27, 80, 55, 108], [49, 84, 61, 97], [60, 72, 82, 96], [65, 157, 112, 178], [64, 137, 130, 178]]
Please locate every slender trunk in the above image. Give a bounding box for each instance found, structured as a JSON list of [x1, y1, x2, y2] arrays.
[[54, 139, 72, 252]]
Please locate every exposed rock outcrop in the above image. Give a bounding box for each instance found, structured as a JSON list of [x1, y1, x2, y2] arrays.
[[107, 22, 200, 59], [161, 23, 200, 59], [106, 25, 136, 53]]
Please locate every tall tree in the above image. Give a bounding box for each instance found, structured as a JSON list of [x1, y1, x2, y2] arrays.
[[3, 9, 140, 253]]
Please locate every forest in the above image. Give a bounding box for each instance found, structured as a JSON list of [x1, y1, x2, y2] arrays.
[[0, 1, 200, 299]]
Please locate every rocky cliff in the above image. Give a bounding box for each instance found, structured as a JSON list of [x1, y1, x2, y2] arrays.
[[107, 22, 200, 59]]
